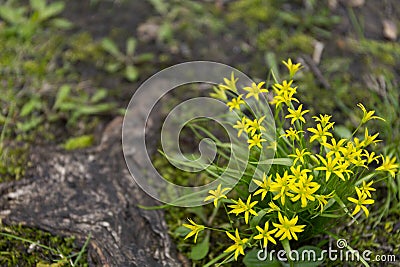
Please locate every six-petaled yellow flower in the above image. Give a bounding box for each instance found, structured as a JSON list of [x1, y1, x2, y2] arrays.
[[227, 94, 245, 111], [273, 213, 306, 241], [254, 221, 277, 247], [359, 180, 376, 198], [204, 184, 231, 207], [253, 173, 273, 200], [289, 148, 311, 165], [323, 138, 347, 158], [246, 116, 266, 136], [308, 123, 333, 143], [270, 171, 295, 206], [290, 174, 320, 207], [357, 103, 385, 124], [314, 155, 345, 181], [312, 114, 335, 129], [243, 82, 268, 101], [219, 72, 239, 92], [233, 116, 249, 137], [248, 133, 266, 149], [285, 104, 309, 124], [281, 127, 303, 142], [225, 229, 248, 261], [376, 156, 399, 178], [228, 196, 258, 224], [183, 219, 205, 243], [282, 58, 303, 78], [347, 187, 374, 217]]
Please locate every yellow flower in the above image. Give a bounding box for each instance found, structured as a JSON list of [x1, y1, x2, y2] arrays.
[[282, 58, 303, 78], [290, 165, 311, 180], [359, 180, 375, 198], [290, 174, 320, 208], [225, 229, 248, 261], [248, 134, 266, 149], [285, 104, 309, 124], [376, 156, 399, 178], [253, 173, 273, 200], [336, 160, 353, 179], [266, 201, 281, 213], [312, 114, 335, 129], [204, 184, 231, 207], [357, 103, 385, 124], [314, 191, 335, 213], [363, 150, 381, 164], [243, 82, 268, 101], [270, 171, 295, 206], [273, 213, 306, 241], [233, 116, 249, 137], [254, 221, 277, 247], [246, 116, 266, 135], [323, 138, 347, 158], [271, 90, 299, 108], [272, 80, 295, 95], [314, 155, 344, 181], [307, 123, 333, 143], [210, 85, 227, 100], [347, 187, 374, 217], [228, 196, 258, 224], [362, 128, 381, 146], [289, 148, 311, 165], [183, 219, 205, 243], [281, 127, 303, 142], [341, 141, 363, 165], [219, 72, 238, 92], [227, 94, 245, 111]]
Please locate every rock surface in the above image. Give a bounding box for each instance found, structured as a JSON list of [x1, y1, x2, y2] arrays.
[[0, 117, 181, 267]]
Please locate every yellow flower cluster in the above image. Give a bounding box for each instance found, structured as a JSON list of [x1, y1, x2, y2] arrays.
[[181, 59, 399, 262]]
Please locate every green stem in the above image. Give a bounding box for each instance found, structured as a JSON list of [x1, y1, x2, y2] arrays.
[[203, 251, 231, 267], [281, 239, 294, 267]]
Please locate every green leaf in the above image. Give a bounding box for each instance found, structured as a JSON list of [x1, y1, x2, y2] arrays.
[[250, 210, 267, 228], [20, 97, 42, 117], [126, 37, 136, 56], [16, 116, 43, 132], [134, 53, 154, 63], [0, 6, 26, 24], [190, 234, 209, 261], [158, 23, 173, 42], [30, 0, 46, 12], [125, 65, 139, 81], [252, 158, 293, 166], [75, 103, 115, 115], [148, 0, 168, 14], [63, 135, 94, 150], [50, 18, 73, 29], [333, 125, 352, 139], [105, 62, 121, 73], [90, 89, 108, 103], [53, 85, 71, 109], [38, 2, 65, 21], [243, 249, 282, 267], [174, 226, 190, 237], [101, 38, 121, 57]]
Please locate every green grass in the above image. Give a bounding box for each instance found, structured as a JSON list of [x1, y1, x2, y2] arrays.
[[0, 224, 90, 266]]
